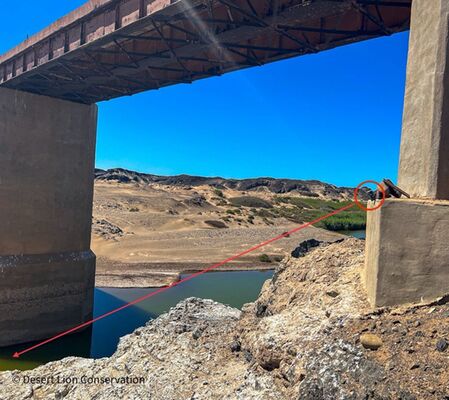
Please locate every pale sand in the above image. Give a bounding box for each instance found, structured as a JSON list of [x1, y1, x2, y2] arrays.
[[92, 181, 346, 287]]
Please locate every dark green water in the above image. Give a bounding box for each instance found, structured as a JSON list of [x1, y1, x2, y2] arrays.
[[0, 270, 273, 371]]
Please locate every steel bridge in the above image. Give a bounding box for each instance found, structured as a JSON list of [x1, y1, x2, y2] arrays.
[[0, 0, 411, 103]]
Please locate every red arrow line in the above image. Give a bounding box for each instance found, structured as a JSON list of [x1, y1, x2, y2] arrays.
[[13, 201, 355, 358]]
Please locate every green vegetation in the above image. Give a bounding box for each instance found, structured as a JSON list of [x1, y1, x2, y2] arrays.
[[212, 197, 227, 206], [272, 196, 366, 231], [226, 208, 241, 215], [229, 196, 272, 209], [129, 207, 140, 212], [254, 209, 275, 218], [218, 194, 364, 232], [258, 254, 272, 263], [213, 188, 225, 198], [321, 213, 366, 231]]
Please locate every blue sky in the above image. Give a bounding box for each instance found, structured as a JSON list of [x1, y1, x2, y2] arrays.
[[1, 1, 409, 187]]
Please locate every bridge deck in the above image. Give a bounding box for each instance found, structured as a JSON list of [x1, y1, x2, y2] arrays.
[[0, 0, 411, 104]]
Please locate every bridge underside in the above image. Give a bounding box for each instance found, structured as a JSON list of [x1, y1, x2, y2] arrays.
[[0, 0, 411, 104]]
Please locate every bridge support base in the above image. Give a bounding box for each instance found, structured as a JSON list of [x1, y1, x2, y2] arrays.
[[364, 0, 449, 308], [0, 88, 97, 347], [364, 199, 449, 307]]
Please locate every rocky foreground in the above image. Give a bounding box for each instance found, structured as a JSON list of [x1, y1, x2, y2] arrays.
[[1, 239, 448, 399]]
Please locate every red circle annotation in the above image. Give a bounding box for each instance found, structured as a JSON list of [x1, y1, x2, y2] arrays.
[[354, 180, 385, 211]]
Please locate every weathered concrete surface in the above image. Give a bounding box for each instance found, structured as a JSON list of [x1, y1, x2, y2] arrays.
[[0, 87, 97, 346], [398, 0, 449, 200], [364, 198, 449, 307], [365, 0, 449, 309]]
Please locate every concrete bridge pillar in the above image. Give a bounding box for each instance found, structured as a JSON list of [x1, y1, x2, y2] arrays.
[[364, 0, 449, 307], [398, 0, 449, 200], [0, 87, 97, 346]]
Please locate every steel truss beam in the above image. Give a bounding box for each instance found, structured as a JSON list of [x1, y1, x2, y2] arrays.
[[0, 0, 412, 103]]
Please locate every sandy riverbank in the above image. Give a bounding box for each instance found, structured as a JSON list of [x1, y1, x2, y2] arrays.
[[95, 259, 277, 288]]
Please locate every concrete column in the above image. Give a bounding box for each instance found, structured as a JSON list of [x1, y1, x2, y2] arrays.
[[365, 0, 449, 307], [398, 0, 449, 200], [364, 198, 449, 307], [0, 87, 97, 346]]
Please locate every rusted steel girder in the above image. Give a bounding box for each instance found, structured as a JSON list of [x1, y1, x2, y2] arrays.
[[0, 0, 411, 103]]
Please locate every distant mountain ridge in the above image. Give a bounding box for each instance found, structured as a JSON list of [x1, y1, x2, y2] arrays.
[[95, 168, 369, 200]]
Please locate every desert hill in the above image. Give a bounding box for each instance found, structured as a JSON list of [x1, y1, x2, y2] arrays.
[[92, 168, 368, 287], [95, 168, 367, 200]]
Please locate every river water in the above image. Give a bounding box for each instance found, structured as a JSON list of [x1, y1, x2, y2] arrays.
[[341, 229, 366, 239], [0, 270, 273, 371], [0, 229, 366, 372]]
